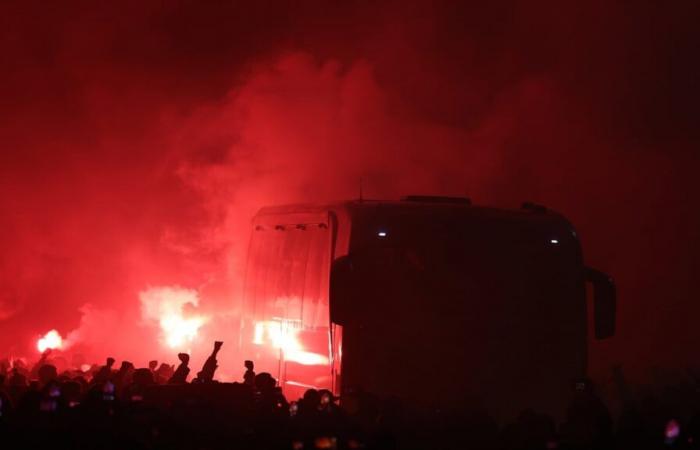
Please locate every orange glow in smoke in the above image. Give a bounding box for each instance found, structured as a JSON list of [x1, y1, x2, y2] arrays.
[[254, 321, 329, 366], [37, 329, 63, 352]]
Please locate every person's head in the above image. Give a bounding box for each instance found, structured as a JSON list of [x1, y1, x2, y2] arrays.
[[303, 389, 321, 409], [319, 389, 335, 407], [119, 361, 133, 371], [106, 357, 115, 367], [148, 360, 158, 370], [254, 372, 275, 392], [178, 353, 190, 364], [244, 360, 254, 370]]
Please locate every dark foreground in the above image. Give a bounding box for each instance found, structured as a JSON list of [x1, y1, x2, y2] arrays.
[[2, 359, 700, 450]]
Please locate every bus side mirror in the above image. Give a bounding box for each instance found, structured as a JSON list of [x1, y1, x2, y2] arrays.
[[586, 267, 616, 339], [330, 256, 355, 325]]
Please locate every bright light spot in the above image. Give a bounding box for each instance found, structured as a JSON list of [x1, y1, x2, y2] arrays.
[[254, 320, 329, 366], [550, 239, 559, 244], [253, 322, 265, 345], [80, 364, 91, 373], [314, 437, 337, 449], [37, 329, 63, 352], [139, 286, 208, 349], [286, 380, 321, 389], [290, 351, 329, 366], [377, 231, 387, 237], [666, 419, 680, 439], [161, 314, 206, 348]]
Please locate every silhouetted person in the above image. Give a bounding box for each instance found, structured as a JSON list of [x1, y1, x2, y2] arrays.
[[124, 368, 154, 402], [244, 360, 255, 387], [168, 353, 190, 384], [194, 341, 223, 383], [8, 368, 27, 387], [93, 357, 115, 384], [61, 380, 82, 408], [148, 360, 158, 373], [30, 349, 52, 379], [38, 379, 65, 413], [318, 389, 340, 415], [0, 358, 9, 377], [299, 389, 321, 418], [254, 372, 276, 395], [292, 388, 323, 443], [37, 364, 57, 387], [560, 377, 613, 450], [0, 383, 10, 419], [155, 362, 174, 384], [113, 361, 134, 393], [132, 368, 155, 387]]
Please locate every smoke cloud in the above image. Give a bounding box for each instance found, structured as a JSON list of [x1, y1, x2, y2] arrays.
[[1, 1, 698, 380]]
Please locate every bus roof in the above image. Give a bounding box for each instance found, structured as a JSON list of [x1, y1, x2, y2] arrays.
[[253, 198, 571, 227]]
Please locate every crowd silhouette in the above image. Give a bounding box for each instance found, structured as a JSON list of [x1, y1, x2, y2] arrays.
[[1, 344, 700, 450]]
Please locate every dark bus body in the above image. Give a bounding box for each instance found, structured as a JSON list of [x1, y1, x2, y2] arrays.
[[239, 197, 615, 419]]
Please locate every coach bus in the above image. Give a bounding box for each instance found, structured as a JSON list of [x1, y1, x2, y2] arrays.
[[239, 196, 615, 418]]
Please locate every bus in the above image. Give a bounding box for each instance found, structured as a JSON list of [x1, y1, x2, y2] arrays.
[[239, 196, 615, 418]]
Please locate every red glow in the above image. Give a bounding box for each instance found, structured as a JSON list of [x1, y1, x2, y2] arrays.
[[37, 329, 63, 353], [0, 1, 698, 383], [254, 320, 329, 366]]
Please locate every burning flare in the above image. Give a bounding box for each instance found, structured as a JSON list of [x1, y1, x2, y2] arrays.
[[160, 314, 206, 348], [139, 286, 208, 349], [37, 329, 63, 352]]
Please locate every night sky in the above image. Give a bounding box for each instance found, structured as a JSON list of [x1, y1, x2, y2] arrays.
[[1, 1, 698, 379]]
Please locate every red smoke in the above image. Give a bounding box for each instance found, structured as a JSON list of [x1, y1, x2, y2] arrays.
[[1, 1, 698, 381]]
